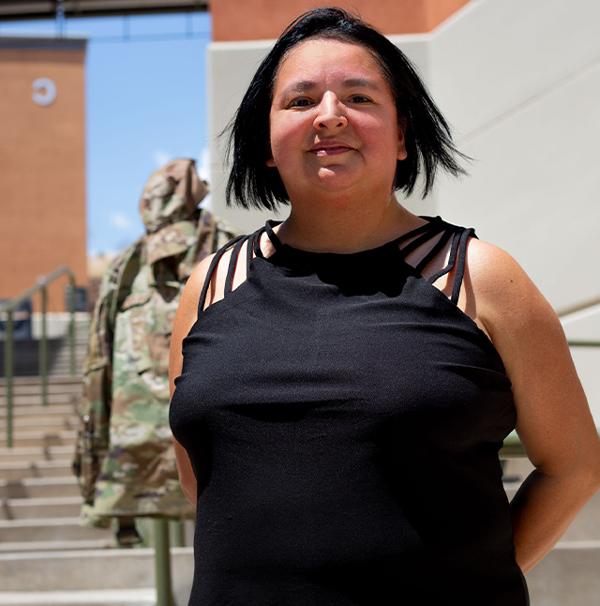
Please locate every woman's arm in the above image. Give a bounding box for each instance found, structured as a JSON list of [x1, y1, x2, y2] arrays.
[[468, 238, 600, 573], [169, 253, 215, 507]]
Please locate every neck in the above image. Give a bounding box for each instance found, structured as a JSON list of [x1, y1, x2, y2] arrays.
[[275, 191, 425, 253]]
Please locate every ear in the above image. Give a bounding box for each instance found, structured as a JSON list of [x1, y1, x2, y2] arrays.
[[397, 116, 408, 161], [266, 157, 276, 167]]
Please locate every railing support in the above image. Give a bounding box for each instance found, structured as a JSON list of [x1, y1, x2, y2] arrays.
[[4, 310, 14, 448], [39, 282, 48, 407], [68, 282, 76, 376], [170, 518, 185, 547], [154, 518, 175, 606], [1, 266, 79, 445]]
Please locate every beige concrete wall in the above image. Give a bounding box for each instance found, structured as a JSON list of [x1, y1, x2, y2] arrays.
[[0, 39, 87, 311]]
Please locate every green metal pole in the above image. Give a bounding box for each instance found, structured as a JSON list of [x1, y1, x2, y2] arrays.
[[170, 518, 185, 547], [154, 518, 174, 606], [4, 310, 14, 448], [568, 340, 600, 347], [39, 284, 48, 406], [68, 281, 76, 376]]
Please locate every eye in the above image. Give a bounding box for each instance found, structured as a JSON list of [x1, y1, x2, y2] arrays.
[[348, 94, 371, 104], [288, 97, 314, 108]]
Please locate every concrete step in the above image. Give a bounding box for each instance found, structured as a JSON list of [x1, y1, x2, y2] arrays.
[[5, 429, 76, 448], [0, 416, 73, 431], [0, 404, 76, 418], [51, 355, 87, 365], [51, 351, 87, 363], [0, 539, 115, 553], [0, 547, 194, 592], [0, 589, 155, 606], [526, 541, 600, 606], [0, 518, 110, 543], [2, 544, 600, 605], [0, 377, 83, 392], [2, 496, 82, 520], [0, 445, 74, 462], [45, 363, 85, 375], [0, 393, 79, 407], [0, 459, 74, 480], [0, 387, 83, 402], [0, 477, 80, 499], [501, 457, 535, 482]]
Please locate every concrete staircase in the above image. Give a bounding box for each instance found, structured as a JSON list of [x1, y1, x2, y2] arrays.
[[0, 377, 111, 554], [0, 316, 195, 606], [0, 374, 195, 606]]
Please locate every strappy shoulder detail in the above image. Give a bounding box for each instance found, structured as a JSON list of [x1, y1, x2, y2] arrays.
[[197, 224, 272, 317], [263, 216, 477, 306], [396, 218, 477, 305], [197, 233, 246, 316], [198, 217, 477, 315], [263, 220, 285, 253], [224, 237, 246, 295]]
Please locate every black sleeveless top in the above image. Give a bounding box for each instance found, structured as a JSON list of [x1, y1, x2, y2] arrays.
[[170, 215, 530, 605]]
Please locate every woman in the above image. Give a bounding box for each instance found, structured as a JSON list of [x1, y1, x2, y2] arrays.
[[169, 8, 600, 605]]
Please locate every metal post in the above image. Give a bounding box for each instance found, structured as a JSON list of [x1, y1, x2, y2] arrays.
[[154, 518, 174, 606], [122, 14, 130, 41], [55, 0, 65, 37], [170, 518, 185, 547], [68, 280, 76, 376], [39, 283, 48, 406], [568, 340, 600, 347], [4, 310, 14, 448]]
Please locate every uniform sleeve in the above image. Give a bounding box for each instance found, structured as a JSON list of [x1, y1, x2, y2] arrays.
[[72, 259, 119, 505]]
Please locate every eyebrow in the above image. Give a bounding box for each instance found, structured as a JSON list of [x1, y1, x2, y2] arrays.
[[280, 78, 382, 96]]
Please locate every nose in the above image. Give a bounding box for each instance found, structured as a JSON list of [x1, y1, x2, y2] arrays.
[[313, 92, 348, 132]]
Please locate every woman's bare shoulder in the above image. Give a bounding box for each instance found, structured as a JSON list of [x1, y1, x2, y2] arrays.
[[464, 236, 567, 383], [464, 236, 549, 331]]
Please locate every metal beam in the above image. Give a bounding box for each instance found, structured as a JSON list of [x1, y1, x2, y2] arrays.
[[0, 1, 208, 21]]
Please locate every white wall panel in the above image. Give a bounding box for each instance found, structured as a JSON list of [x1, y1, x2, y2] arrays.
[[430, 0, 600, 139], [207, 41, 272, 233], [435, 61, 600, 307]]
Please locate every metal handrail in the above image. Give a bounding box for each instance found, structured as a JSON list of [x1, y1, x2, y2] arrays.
[[1, 266, 78, 448], [568, 340, 600, 347], [556, 296, 600, 318]]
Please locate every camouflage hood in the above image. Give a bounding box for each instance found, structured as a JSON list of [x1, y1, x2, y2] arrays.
[[139, 158, 209, 265]]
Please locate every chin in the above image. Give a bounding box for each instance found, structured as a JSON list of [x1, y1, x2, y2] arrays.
[[315, 166, 356, 185]]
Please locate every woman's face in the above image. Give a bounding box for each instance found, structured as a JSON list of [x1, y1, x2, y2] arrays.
[[267, 38, 407, 200]]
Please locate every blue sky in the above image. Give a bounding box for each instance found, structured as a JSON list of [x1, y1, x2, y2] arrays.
[[0, 12, 212, 255]]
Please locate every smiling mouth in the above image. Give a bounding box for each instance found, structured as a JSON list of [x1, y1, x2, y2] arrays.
[[310, 146, 353, 156]]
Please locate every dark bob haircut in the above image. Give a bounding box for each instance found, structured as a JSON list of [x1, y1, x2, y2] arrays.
[[225, 6, 467, 210]]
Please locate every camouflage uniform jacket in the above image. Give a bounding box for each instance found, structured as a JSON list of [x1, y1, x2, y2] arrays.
[[73, 159, 237, 526]]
